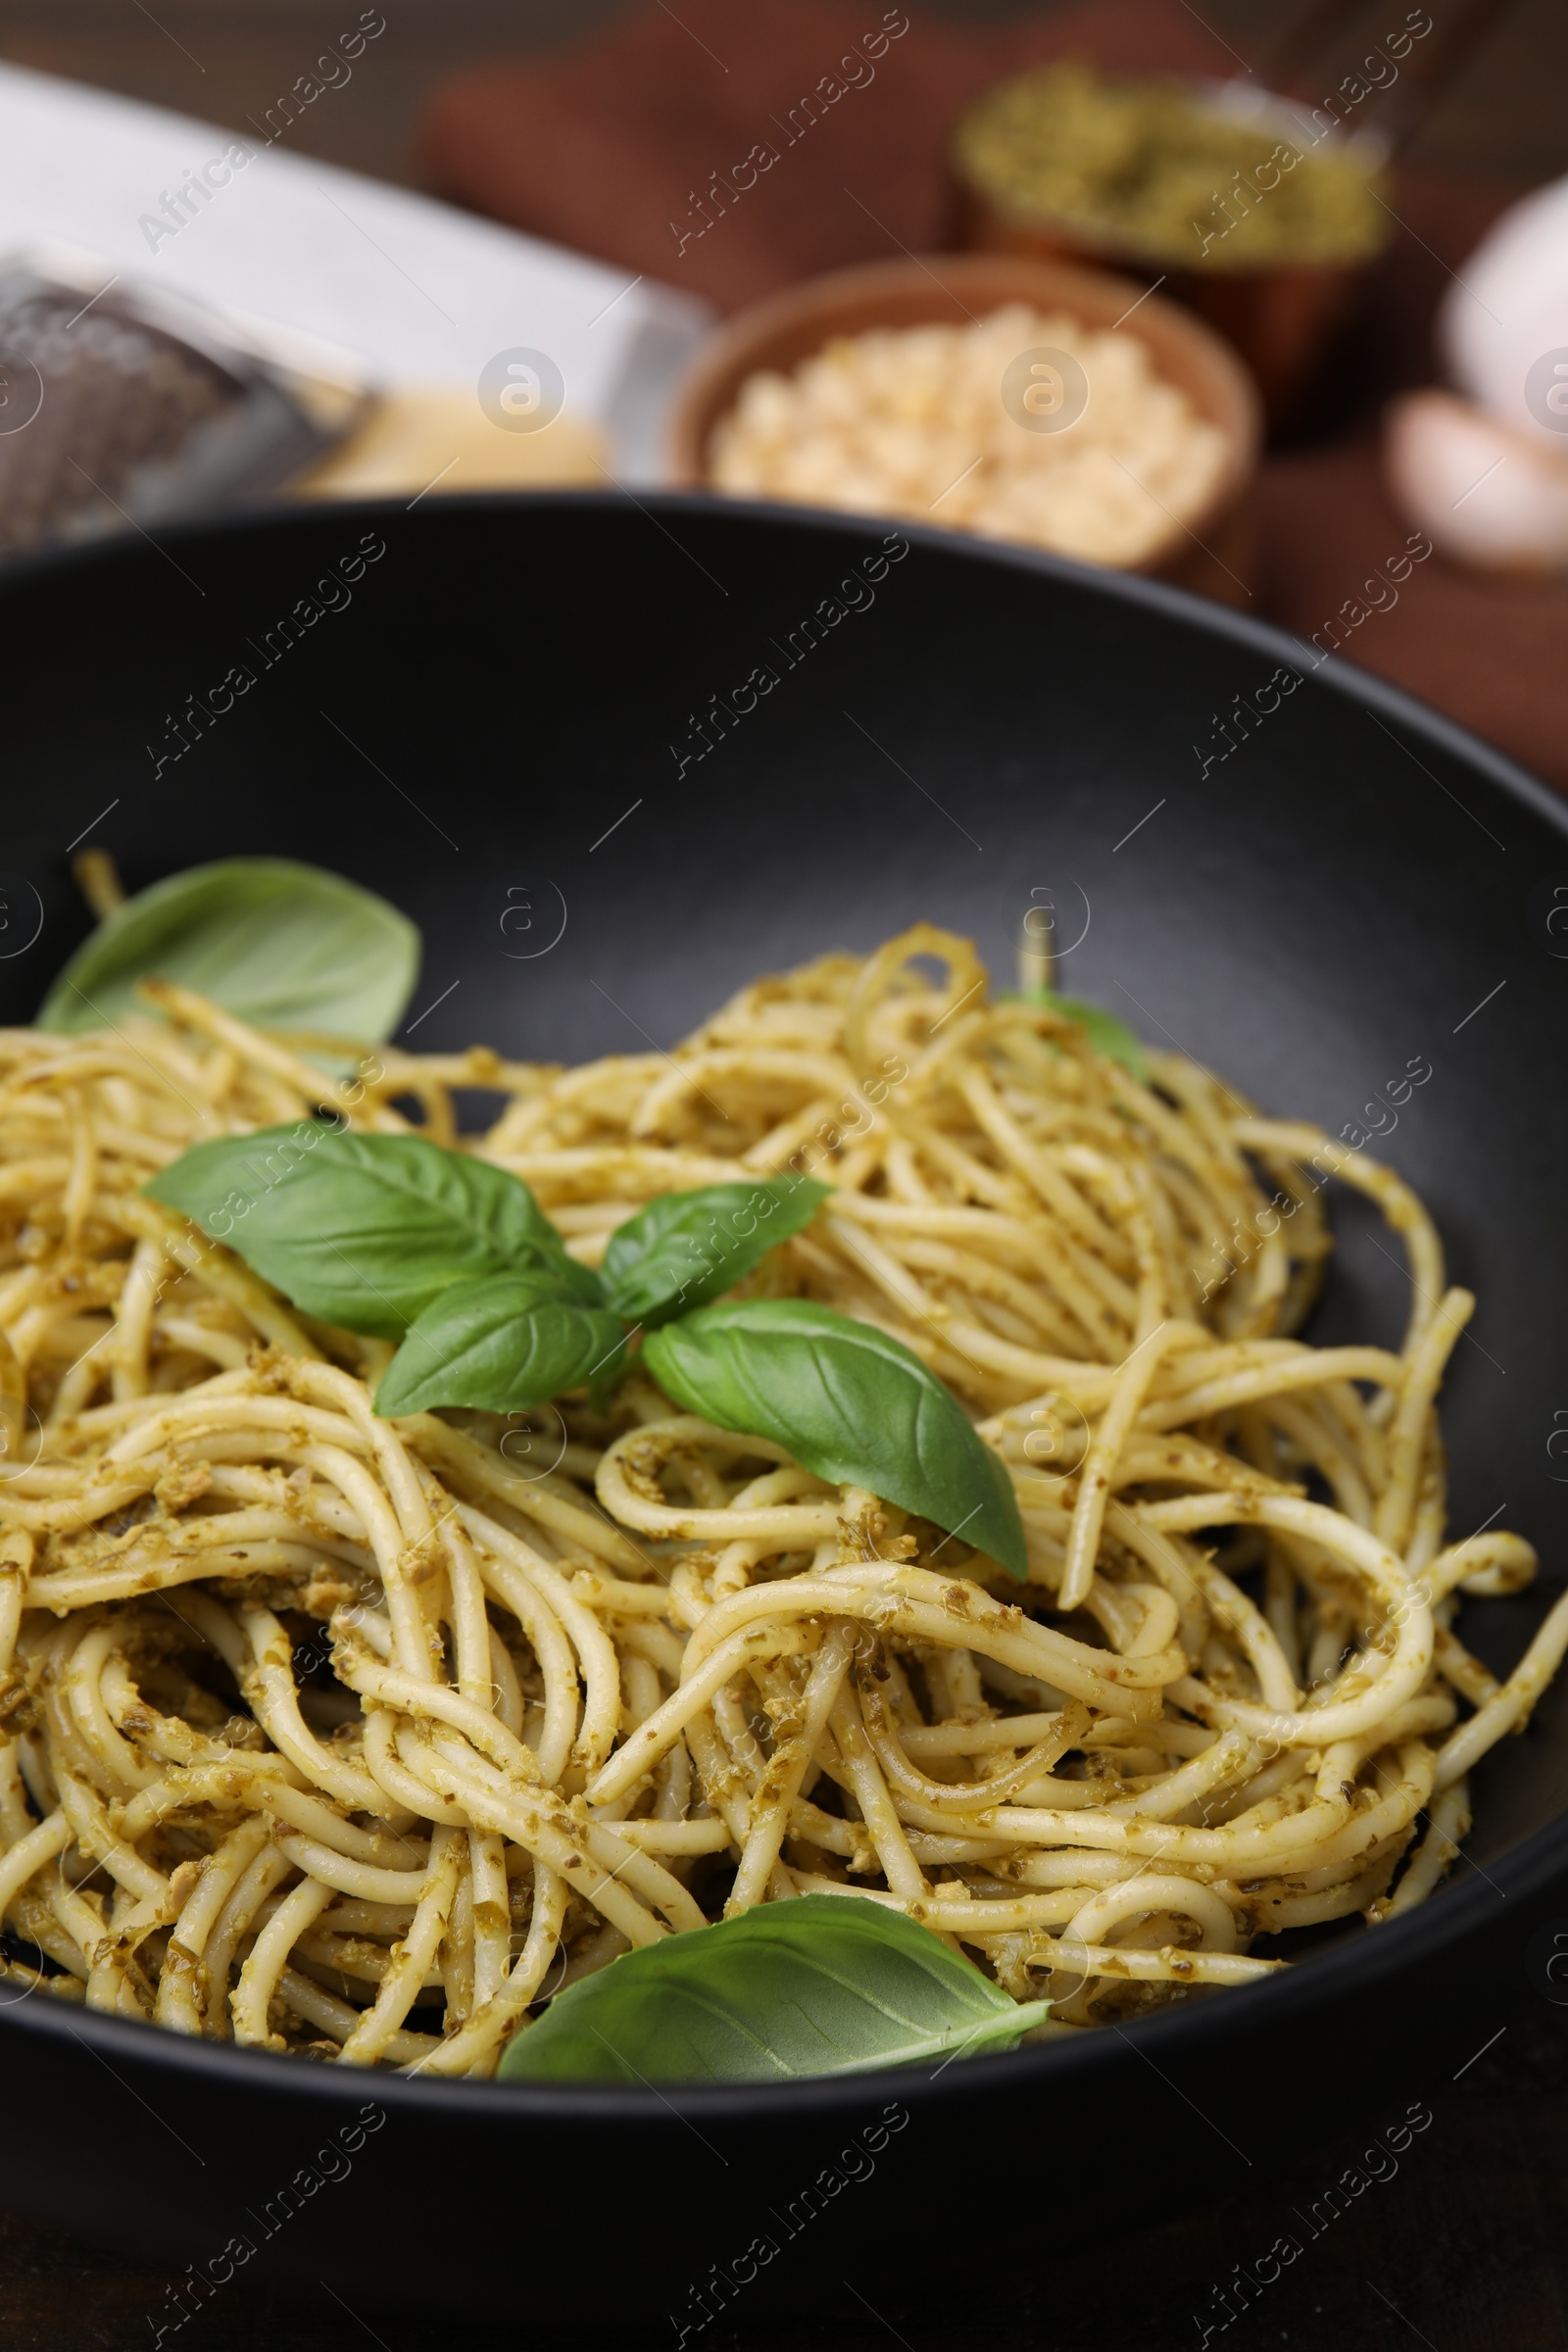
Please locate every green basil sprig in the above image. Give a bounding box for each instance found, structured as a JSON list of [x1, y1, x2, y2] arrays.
[[374, 1274, 628, 1417], [147, 1126, 600, 1339], [147, 1145, 1024, 1574], [497, 1894, 1050, 2084], [1004, 986, 1149, 1082], [643, 1298, 1026, 1578], [601, 1176, 830, 1328], [38, 858, 419, 1041]]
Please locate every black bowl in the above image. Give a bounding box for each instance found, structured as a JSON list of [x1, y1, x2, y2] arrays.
[[2, 494, 1566, 2329]]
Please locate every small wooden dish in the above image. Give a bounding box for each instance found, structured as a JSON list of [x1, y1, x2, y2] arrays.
[[949, 74, 1392, 436], [667, 253, 1262, 606]]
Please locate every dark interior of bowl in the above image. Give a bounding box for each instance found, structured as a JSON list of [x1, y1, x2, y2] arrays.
[[2, 493, 1567, 2312]]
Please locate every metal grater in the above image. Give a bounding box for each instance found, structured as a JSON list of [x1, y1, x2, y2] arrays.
[[0, 243, 377, 563]]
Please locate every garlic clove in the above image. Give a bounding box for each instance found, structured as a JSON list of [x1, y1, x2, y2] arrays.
[[1384, 388, 1568, 574]]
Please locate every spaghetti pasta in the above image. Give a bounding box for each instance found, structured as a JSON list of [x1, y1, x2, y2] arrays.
[[0, 925, 1560, 2073]]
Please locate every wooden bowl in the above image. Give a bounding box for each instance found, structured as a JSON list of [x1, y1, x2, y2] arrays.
[[666, 253, 1262, 606], [950, 76, 1391, 438]]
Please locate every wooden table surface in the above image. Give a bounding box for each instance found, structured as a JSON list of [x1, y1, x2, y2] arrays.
[[1, 7, 1565, 2347]]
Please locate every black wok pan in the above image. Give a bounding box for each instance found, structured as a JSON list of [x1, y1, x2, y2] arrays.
[[0, 494, 1564, 2330]]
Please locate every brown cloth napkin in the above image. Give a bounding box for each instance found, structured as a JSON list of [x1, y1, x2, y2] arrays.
[[419, 0, 1568, 792]]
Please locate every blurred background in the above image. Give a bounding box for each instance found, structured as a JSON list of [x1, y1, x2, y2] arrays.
[[1, 0, 1562, 185], [0, 0, 1564, 779]]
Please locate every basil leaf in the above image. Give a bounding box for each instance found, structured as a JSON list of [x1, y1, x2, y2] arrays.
[[147, 1126, 601, 1338], [601, 1177, 831, 1329], [38, 858, 419, 1041], [497, 1894, 1050, 2084], [1004, 987, 1149, 1082], [375, 1276, 628, 1417], [641, 1298, 1027, 1578]]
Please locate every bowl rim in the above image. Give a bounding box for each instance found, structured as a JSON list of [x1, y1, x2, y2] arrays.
[[0, 482, 1551, 826], [662, 251, 1262, 580], [0, 482, 1547, 826], [1, 488, 1563, 2130]]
